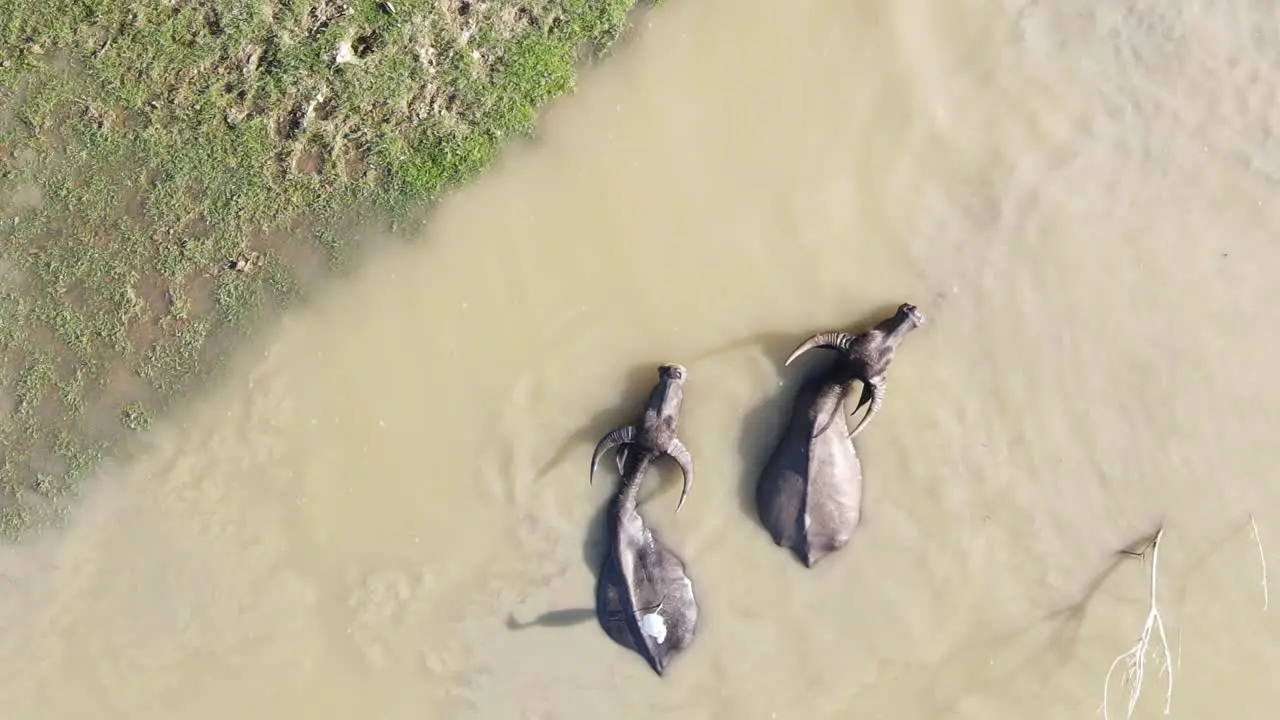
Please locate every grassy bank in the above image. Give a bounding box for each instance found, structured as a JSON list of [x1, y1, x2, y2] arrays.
[[0, 0, 646, 537]]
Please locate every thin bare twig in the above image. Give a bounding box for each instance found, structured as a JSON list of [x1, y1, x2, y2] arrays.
[[1101, 526, 1174, 720], [1249, 514, 1268, 611]]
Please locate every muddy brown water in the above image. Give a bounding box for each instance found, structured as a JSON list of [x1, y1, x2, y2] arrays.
[[4, 0, 1280, 717]]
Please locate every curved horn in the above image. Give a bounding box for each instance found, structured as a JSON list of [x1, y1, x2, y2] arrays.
[[849, 379, 874, 415], [847, 377, 886, 439], [784, 332, 856, 367], [665, 437, 694, 513], [590, 425, 636, 484], [819, 381, 870, 438]]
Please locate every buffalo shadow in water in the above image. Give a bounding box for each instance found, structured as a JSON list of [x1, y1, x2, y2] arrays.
[[717, 303, 907, 528], [506, 607, 597, 630], [510, 361, 684, 632]]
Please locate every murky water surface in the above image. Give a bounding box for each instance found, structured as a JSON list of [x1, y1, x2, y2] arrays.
[[4, 0, 1280, 717]]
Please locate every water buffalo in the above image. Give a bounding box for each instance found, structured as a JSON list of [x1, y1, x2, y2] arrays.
[[756, 303, 925, 567], [590, 363, 699, 676]]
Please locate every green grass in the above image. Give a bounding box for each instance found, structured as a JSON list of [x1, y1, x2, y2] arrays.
[[0, 0, 647, 539]]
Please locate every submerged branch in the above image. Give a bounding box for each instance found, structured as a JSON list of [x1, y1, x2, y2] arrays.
[[1099, 515, 1269, 719], [1250, 514, 1269, 612], [1100, 525, 1173, 720]]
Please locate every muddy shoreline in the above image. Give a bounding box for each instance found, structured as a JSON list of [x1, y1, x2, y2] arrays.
[[0, 0, 657, 539]]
